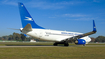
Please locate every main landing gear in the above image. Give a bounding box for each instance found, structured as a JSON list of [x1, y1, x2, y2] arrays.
[[53, 42, 86, 46], [53, 42, 69, 46]]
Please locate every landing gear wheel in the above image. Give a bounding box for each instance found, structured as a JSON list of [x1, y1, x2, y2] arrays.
[[83, 44, 86, 46], [53, 43, 58, 46], [64, 43, 69, 46]]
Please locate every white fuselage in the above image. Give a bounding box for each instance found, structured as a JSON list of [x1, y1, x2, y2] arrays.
[[22, 29, 91, 43]]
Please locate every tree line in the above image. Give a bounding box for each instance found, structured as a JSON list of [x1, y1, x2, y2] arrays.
[[0, 33, 105, 42], [91, 36, 105, 42], [0, 32, 38, 41]]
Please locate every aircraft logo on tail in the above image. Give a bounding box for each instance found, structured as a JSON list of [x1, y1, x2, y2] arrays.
[[21, 5, 23, 7], [25, 17, 33, 21]]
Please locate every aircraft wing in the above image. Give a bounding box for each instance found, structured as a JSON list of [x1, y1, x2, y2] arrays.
[[69, 31, 96, 41], [65, 20, 97, 42]]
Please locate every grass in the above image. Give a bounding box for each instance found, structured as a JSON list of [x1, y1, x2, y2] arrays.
[[0, 42, 105, 59], [0, 42, 76, 46], [0, 47, 105, 59], [1, 42, 105, 46]]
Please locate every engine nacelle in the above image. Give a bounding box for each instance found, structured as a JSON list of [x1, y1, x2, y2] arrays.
[[75, 39, 86, 45]]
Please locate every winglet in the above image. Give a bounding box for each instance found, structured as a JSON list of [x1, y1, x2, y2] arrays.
[[93, 20, 97, 32]]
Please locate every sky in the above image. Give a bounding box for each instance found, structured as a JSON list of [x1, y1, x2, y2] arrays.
[[0, 0, 105, 38]]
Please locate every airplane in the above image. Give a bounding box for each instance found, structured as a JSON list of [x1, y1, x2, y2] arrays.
[[18, 2, 97, 46]]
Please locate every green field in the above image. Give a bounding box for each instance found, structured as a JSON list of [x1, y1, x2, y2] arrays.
[[0, 42, 105, 59], [0, 42, 105, 46], [0, 42, 75, 46]]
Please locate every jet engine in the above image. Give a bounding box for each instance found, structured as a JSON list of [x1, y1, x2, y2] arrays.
[[75, 39, 86, 45]]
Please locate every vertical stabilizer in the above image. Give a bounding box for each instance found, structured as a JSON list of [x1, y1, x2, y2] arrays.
[[18, 2, 44, 29]]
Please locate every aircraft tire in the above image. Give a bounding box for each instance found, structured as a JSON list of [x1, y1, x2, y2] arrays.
[[64, 43, 69, 46], [83, 44, 86, 46], [53, 43, 58, 46]]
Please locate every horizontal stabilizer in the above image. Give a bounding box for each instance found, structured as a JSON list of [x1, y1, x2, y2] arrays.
[[8, 28, 20, 30], [23, 23, 32, 31]]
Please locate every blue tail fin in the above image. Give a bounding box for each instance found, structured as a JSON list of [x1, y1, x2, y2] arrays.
[[18, 2, 44, 29]]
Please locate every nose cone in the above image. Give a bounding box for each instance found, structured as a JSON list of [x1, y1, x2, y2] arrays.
[[81, 36, 91, 44], [86, 37, 91, 44]]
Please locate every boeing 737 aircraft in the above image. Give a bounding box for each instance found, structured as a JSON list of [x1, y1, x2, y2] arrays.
[[18, 3, 97, 46]]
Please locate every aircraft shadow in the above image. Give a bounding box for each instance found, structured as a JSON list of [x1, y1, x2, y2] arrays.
[[6, 45, 83, 47]]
